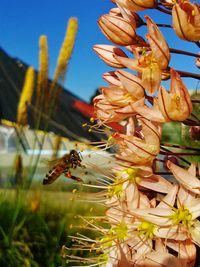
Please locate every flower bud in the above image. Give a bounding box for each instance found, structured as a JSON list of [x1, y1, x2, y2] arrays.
[[172, 1, 200, 42], [93, 45, 128, 68], [112, 0, 156, 12], [98, 14, 136, 46], [103, 71, 121, 87]]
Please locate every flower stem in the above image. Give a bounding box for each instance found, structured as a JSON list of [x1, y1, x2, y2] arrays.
[[156, 23, 172, 28], [156, 5, 172, 15], [143, 22, 172, 28], [160, 147, 191, 165], [161, 143, 200, 151], [175, 70, 200, 80], [160, 151, 200, 156], [170, 48, 200, 58], [195, 41, 200, 48]]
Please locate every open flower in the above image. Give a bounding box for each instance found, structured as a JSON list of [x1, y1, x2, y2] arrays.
[[130, 180, 200, 245], [134, 96, 169, 122], [172, 0, 200, 42], [93, 93, 144, 122], [158, 69, 192, 121], [145, 16, 171, 70], [115, 50, 162, 94], [167, 161, 200, 195], [112, 117, 161, 165]]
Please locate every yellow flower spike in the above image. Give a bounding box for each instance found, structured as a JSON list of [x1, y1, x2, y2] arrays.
[[37, 35, 48, 98], [52, 135, 62, 158], [137, 221, 155, 239], [17, 67, 35, 125], [52, 17, 78, 86]]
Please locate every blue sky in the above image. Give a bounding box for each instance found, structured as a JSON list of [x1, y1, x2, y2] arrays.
[[0, 0, 199, 102]]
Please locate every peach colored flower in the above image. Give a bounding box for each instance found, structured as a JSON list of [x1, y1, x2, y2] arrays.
[[166, 239, 196, 267], [93, 44, 128, 68], [112, 117, 161, 165], [98, 14, 137, 46], [115, 70, 145, 100], [134, 96, 168, 123], [115, 50, 162, 94], [158, 69, 192, 121], [93, 93, 144, 122], [103, 71, 122, 87], [145, 15, 171, 70], [112, 0, 156, 12], [167, 161, 200, 195], [172, 0, 200, 42]]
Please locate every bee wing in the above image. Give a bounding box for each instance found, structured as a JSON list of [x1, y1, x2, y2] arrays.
[[41, 158, 62, 168]]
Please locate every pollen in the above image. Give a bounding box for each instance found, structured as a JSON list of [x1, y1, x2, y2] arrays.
[[111, 222, 128, 240], [99, 235, 113, 248], [171, 207, 192, 227], [120, 168, 141, 183], [90, 117, 95, 123], [172, 94, 181, 109], [137, 221, 155, 239], [107, 178, 124, 198]]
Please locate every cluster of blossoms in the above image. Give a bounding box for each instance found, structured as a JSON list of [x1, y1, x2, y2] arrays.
[[65, 1, 200, 266]]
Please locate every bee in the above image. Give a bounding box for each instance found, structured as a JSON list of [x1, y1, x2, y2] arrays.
[[43, 150, 83, 185]]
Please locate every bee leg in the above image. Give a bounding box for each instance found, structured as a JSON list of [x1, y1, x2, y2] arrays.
[[64, 171, 72, 178], [71, 163, 76, 169], [70, 175, 82, 182]]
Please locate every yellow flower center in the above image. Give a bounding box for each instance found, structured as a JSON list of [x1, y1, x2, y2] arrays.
[[111, 222, 128, 240], [120, 168, 141, 183], [99, 236, 113, 249], [171, 207, 192, 227], [107, 178, 124, 198], [137, 221, 155, 239], [99, 222, 128, 250], [171, 93, 181, 110]]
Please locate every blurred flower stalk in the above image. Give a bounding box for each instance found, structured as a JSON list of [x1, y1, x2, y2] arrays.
[[65, 1, 200, 266]]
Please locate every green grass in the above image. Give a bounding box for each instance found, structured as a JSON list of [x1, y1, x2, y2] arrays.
[[0, 188, 103, 267]]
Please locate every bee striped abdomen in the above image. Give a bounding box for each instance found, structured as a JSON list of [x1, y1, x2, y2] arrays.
[[43, 165, 64, 185]]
